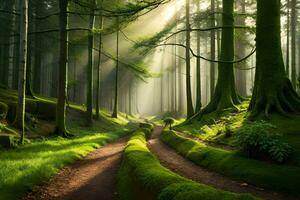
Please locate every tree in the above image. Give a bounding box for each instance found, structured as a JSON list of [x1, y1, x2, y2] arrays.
[[55, 0, 69, 137], [290, 0, 297, 87], [185, 0, 194, 119], [112, 18, 120, 118], [210, 0, 216, 99], [249, 0, 300, 118], [14, 0, 29, 144], [193, 0, 240, 119], [195, 0, 202, 113], [286, 0, 290, 77], [95, 3, 104, 120], [86, 0, 96, 126]]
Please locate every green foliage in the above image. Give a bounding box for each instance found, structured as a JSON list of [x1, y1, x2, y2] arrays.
[[160, 130, 300, 196], [118, 129, 259, 200], [235, 121, 293, 162]]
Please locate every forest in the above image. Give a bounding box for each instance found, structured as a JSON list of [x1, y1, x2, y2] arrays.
[[0, 0, 300, 199]]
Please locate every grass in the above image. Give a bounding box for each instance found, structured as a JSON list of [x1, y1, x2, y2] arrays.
[[0, 88, 138, 200], [175, 101, 300, 166], [0, 127, 130, 200], [160, 130, 300, 196], [118, 128, 259, 200]]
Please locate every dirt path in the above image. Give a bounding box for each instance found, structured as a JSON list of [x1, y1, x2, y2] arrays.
[[22, 136, 129, 200], [148, 126, 296, 200]]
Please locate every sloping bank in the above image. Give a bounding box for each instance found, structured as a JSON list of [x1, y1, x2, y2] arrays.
[[160, 130, 300, 197], [117, 125, 259, 200]]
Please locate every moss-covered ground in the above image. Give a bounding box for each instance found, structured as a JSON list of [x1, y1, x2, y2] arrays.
[[118, 127, 259, 200], [0, 89, 138, 200], [175, 100, 300, 166], [158, 101, 300, 196]]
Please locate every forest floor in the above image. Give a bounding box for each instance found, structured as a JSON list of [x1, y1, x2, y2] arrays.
[[148, 126, 297, 200], [22, 136, 129, 200]]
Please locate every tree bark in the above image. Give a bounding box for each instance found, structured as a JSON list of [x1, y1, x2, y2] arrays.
[[55, 0, 69, 137], [15, 0, 28, 144], [185, 0, 194, 119], [192, 0, 240, 120], [86, 0, 96, 126], [112, 18, 119, 118], [195, 0, 202, 113], [286, 0, 290, 77], [210, 0, 216, 99], [290, 0, 297, 88], [249, 0, 300, 118], [95, 5, 103, 120]]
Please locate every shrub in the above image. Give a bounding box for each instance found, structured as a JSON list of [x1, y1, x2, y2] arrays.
[[163, 117, 175, 130], [235, 121, 293, 162]]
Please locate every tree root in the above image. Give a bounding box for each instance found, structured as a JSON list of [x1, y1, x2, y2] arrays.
[[249, 78, 300, 119]]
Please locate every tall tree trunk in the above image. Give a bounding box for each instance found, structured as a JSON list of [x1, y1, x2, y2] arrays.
[[249, 0, 300, 118], [193, 0, 239, 120], [95, 8, 103, 120], [55, 0, 69, 137], [15, 0, 28, 144], [185, 0, 194, 119], [235, 0, 247, 96], [286, 0, 290, 78], [86, 0, 96, 126], [210, 0, 216, 99], [112, 19, 119, 118], [33, 1, 42, 94], [195, 0, 202, 113], [290, 0, 297, 88]]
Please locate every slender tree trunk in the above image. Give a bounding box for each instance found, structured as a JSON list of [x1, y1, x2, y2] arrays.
[[112, 19, 119, 118], [185, 0, 194, 119], [86, 0, 96, 126], [33, 1, 42, 94], [210, 0, 216, 99], [249, 0, 300, 118], [195, 0, 202, 113], [235, 0, 247, 96], [95, 8, 103, 119], [15, 0, 28, 144], [55, 0, 69, 137], [290, 0, 297, 88], [286, 0, 290, 78]]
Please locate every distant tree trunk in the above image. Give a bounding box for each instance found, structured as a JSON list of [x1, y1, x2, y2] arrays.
[[185, 0, 194, 119], [33, 1, 42, 94], [249, 0, 300, 118], [290, 0, 297, 88], [95, 9, 103, 120], [86, 0, 96, 126], [195, 0, 202, 113], [55, 0, 69, 137], [112, 19, 119, 118], [193, 0, 239, 119], [25, 7, 34, 98], [286, 0, 290, 78], [210, 0, 216, 99], [235, 0, 247, 96], [12, 10, 20, 90], [15, 0, 28, 144]]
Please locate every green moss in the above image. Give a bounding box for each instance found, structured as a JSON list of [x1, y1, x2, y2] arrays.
[[118, 129, 259, 200], [161, 130, 300, 196]]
